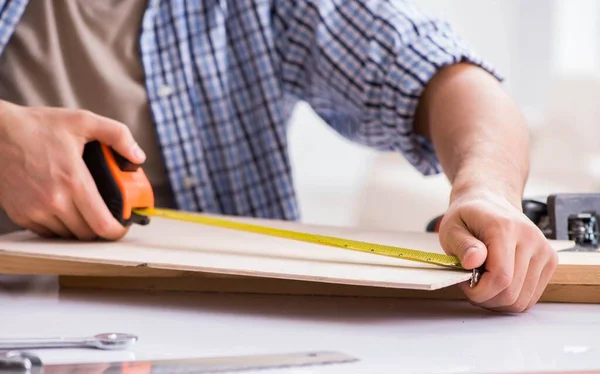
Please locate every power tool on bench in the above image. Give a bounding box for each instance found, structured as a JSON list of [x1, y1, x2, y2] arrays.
[[426, 194, 600, 252]]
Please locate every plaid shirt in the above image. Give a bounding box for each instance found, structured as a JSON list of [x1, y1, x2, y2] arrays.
[[0, 0, 496, 220]]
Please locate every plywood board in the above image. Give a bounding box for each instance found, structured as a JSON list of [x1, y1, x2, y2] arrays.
[[0, 253, 189, 277], [55, 248, 600, 303], [58, 275, 600, 304], [0, 214, 590, 292], [52, 243, 600, 303]]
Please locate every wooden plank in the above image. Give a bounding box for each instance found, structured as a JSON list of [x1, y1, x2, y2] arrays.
[[5, 250, 595, 285], [0, 214, 593, 293], [52, 243, 600, 304], [0, 253, 189, 277], [58, 274, 600, 304]]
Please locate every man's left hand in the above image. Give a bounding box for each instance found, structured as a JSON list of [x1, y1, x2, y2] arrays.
[[437, 189, 558, 313]]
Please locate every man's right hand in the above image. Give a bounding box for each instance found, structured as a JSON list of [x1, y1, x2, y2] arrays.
[[0, 100, 146, 240]]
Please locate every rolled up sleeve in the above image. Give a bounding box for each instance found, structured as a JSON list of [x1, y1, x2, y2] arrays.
[[272, 0, 502, 175]]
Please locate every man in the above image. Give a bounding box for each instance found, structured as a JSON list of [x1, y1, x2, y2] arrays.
[[0, 0, 556, 312]]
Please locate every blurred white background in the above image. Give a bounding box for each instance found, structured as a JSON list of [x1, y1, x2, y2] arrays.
[[287, 0, 600, 232]]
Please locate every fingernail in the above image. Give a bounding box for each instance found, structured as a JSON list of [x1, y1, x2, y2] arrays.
[[462, 246, 479, 263], [133, 144, 146, 161]]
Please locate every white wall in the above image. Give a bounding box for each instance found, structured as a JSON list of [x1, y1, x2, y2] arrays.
[[288, 102, 379, 227], [417, 0, 520, 96]]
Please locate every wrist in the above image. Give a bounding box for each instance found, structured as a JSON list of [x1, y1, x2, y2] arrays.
[[450, 167, 525, 210]]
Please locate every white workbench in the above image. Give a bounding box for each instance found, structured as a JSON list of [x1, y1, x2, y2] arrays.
[[1, 275, 599, 374]]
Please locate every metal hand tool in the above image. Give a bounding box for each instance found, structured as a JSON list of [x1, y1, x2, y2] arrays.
[[0, 333, 137, 351], [0, 350, 357, 373]]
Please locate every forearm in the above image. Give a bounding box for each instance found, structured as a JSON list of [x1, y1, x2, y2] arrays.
[[415, 65, 556, 313], [415, 63, 529, 208]]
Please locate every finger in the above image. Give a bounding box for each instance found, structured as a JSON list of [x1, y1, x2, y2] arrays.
[[40, 215, 73, 238], [30, 189, 87, 240], [71, 162, 127, 240], [478, 242, 534, 311], [525, 250, 559, 310], [73, 110, 146, 164], [25, 222, 56, 238], [55, 200, 97, 241], [460, 226, 517, 304], [5, 210, 63, 238], [439, 223, 487, 270]]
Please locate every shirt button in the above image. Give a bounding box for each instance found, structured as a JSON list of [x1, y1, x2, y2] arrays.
[[183, 175, 196, 189], [158, 85, 174, 97]]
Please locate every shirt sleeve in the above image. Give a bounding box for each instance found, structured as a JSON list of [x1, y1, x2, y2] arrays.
[[271, 0, 502, 175]]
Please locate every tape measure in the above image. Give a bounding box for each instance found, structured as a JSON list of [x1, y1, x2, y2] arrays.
[[133, 207, 464, 270], [83, 141, 482, 283]]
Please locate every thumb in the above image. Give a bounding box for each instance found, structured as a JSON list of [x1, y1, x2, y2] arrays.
[[439, 223, 487, 270], [77, 111, 146, 164]]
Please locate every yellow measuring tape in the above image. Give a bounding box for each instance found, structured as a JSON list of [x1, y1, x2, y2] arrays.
[[133, 207, 465, 271]]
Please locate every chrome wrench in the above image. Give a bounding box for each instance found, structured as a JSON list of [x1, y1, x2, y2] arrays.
[[0, 333, 137, 351]]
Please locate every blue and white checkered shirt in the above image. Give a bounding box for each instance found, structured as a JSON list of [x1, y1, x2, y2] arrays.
[[0, 0, 496, 220]]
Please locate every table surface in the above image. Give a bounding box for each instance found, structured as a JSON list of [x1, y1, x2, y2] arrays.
[[1, 275, 599, 374]]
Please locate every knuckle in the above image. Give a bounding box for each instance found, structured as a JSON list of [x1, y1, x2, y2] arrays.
[[501, 288, 520, 305], [485, 216, 514, 237], [113, 123, 131, 140], [532, 243, 559, 268], [59, 171, 82, 191], [24, 206, 47, 223], [499, 216, 517, 233], [510, 300, 529, 313], [525, 222, 544, 235], [36, 193, 54, 212], [525, 227, 547, 245], [79, 109, 94, 118], [47, 192, 68, 214], [494, 271, 512, 289], [521, 226, 537, 239], [547, 249, 559, 269], [505, 298, 529, 313], [71, 109, 92, 124], [34, 187, 66, 215]]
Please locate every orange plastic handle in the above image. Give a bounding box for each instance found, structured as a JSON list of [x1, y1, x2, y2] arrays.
[[99, 143, 155, 221]]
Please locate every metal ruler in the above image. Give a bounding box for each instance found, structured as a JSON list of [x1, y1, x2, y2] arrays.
[[0, 350, 357, 373], [133, 207, 466, 271]]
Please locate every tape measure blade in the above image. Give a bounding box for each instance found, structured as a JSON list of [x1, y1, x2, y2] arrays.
[[134, 208, 463, 270]]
